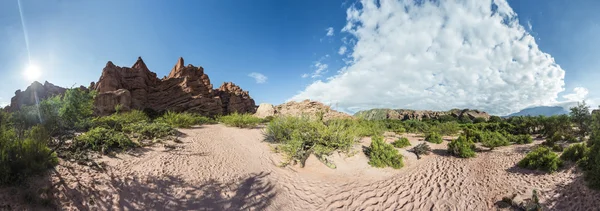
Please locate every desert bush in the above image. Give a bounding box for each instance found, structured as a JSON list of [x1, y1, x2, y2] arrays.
[[265, 116, 356, 168], [402, 120, 430, 133], [219, 113, 264, 128], [473, 117, 487, 124], [122, 122, 175, 140], [392, 137, 411, 148], [481, 131, 510, 150], [447, 136, 476, 158], [518, 146, 562, 172], [429, 122, 460, 136], [156, 111, 214, 128], [366, 136, 403, 169], [425, 132, 443, 144], [560, 143, 588, 162], [75, 127, 137, 154], [581, 122, 600, 188], [463, 128, 484, 143], [511, 134, 533, 144], [93, 110, 150, 130], [0, 126, 58, 185], [409, 142, 431, 159]]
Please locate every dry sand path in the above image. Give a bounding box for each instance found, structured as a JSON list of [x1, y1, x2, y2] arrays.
[[2, 124, 600, 210]]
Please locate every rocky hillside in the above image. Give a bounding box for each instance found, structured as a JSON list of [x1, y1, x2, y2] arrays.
[[93, 57, 255, 116], [254, 100, 353, 121], [354, 108, 490, 121], [6, 81, 66, 112]]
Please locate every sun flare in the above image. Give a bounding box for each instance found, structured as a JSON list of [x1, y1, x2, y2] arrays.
[[23, 63, 42, 82]]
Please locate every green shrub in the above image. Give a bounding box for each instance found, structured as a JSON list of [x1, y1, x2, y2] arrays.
[[93, 110, 150, 130], [0, 126, 58, 185], [481, 131, 510, 150], [448, 136, 476, 158], [366, 136, 403, 169], [518, 146, 562, 172], [219, 113, 264, 128], [392, 137, 411, 148], [75, 127, 137, 154], [122, 122, 175, 140], [425, 132, 443, 144], [429, 122, 460, 136], [409, 142, 431, 159], [265, 116, 356, 168], [512, 134, 533, 144], [560, 143, 588, 162], [463, 128, 484, 143], [156, 111, 214, 128]]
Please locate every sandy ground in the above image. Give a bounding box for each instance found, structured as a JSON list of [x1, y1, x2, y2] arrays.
[[2, 124, 600, 210]]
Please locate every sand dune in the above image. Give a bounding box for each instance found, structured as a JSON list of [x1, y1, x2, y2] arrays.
[[2, 124, 599, 210]]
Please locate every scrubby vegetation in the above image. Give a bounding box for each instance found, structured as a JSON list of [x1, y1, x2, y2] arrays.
[[219, 113, 264, 128], [0, 125, 58, 185], [518, 146, 562, 173], [447, 136, 476, 158], [265, 116, 357, 168], [392, 137, 411, 148], [156, 111, 215, 128], [481, 131, 510, 150], [409, 142, 431, 159], [75, 127, 137, 154], [366, 136, 404, 169], [425, 132, 443, 144], [560, 143, 588, 162]]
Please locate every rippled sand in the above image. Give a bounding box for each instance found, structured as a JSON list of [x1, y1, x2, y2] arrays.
[[2, 124, 599, 210]]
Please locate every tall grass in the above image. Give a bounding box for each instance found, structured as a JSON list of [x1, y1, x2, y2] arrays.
[[156, 111, 215, 128], [219, 113, 264, 128]]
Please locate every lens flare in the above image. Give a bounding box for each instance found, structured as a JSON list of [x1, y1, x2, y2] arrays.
[[24, 63, 42, 82]]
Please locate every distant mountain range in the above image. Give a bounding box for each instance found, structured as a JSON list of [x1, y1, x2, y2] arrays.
[[505, 106, 569, 117]]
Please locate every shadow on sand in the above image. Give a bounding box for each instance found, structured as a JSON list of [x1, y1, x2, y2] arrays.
[[48, 168, 277, 210], [543, 172, 600, 210]]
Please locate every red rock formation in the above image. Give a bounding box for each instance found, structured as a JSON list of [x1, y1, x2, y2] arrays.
[[7, 81, 66, 112], [93, 57, 256, 116]]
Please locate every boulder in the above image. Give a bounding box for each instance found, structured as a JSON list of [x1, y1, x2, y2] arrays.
[[7, 81, 66, 112], [274, 100, 354, 121], [93, 57, 256, 116], [255, 103, 275, 118]]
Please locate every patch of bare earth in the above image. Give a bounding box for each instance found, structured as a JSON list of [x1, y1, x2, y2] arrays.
[[2, 125, 599, 210]]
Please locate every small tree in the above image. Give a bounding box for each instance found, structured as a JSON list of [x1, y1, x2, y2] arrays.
[[570, 101, 591, 140]]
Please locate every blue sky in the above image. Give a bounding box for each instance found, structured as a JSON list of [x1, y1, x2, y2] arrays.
[[0, 0, 598, 115]]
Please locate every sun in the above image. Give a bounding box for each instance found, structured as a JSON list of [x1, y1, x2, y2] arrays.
[[23, 63, 42, 82]]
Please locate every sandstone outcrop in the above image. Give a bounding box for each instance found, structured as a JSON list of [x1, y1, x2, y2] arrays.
[[93, 57, 256, 116], [354, 108, 490, 121], [7, 81, 66, 112], [273, 100, 354, 121], [254, 103, 275, 118]]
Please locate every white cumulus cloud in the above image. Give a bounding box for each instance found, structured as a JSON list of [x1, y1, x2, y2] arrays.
[[563, 87, 589, 102], [248, 72, 268, 84], [326, 27, 334, 36], [338, 46, 348, 55], [291, 0, 567, 116]]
